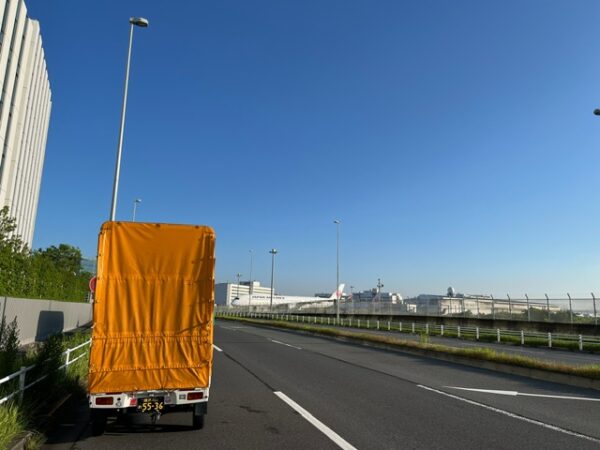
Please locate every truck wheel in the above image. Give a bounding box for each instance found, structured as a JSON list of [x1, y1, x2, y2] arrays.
[[192, 412, 205, 430], [91, 411, 107, 436]]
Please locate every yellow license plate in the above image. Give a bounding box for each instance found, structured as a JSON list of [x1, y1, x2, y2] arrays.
[[137, 397, 164, 413]]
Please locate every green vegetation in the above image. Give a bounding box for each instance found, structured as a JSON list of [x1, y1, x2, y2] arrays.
[[219, 315, 600, 380], [0, 207, 92, 302], [0, 327, 90, 449], [0, 403, 26, 450]]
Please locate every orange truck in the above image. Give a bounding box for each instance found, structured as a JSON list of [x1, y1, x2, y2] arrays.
[[87, 222, 215, 435]]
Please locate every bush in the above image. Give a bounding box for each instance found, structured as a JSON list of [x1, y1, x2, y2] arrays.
[[0, 317, 20, 378], [0, 207, 91, 302]]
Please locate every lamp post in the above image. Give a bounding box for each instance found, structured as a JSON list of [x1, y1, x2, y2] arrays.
[[236, 273, 242, 300], [249, 250, 253, 307], [132, 198, 142, 221], [334, 219, 340, 322], [269, 249, 278, 312], [109, 17, 149, 221]]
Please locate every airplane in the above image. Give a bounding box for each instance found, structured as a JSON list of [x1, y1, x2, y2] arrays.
[[232, 284, 345, 307]]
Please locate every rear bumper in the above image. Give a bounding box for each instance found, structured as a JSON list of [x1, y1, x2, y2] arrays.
[[89, 388, 209, 410]]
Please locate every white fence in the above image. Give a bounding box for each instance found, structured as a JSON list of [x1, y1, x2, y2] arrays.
[[217, 311, 600, 352], [0, 339, 91, 405]]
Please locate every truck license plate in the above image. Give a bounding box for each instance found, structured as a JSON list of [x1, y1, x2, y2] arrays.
[[137, 397, 164, 413]]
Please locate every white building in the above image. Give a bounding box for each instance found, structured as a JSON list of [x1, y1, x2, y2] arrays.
[[215, 281, 274, 306], [0, 0, 52, 247], [350, 288, 403, 304]]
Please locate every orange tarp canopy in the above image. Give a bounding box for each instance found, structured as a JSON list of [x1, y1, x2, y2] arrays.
[[88, 222, 215, 394]]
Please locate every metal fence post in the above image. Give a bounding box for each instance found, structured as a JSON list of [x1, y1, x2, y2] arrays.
[[548, 332, 552, 348], [545, 294, 550, 321], [476, 327, 479, 340], [377, 320, 380, 330], [65, 348, 71, 372], [18, 367, 26, 405], [399, 321, 402, 332], [440, 324, 444, 336], [592, 293, 598, 326], [497, 328, 500, 343], [388, 321, 391, 331], [579, 334, 583, 352], [425, 323, 429, 335], [521, 330, 524, 346], [525, 294, 530, 322], [412, 322, 415, 334], [567, 293, 573, 326], [457, 326, 461, 338]]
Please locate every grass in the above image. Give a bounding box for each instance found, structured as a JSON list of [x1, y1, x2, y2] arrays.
[[219, 315, 600, 380], [0, 329, 91, 449], [0, 403, 25, 449]]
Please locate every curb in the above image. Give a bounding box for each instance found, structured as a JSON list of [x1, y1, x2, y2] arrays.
[[9, 432, 33, 450], [221, 317, 600, 391]]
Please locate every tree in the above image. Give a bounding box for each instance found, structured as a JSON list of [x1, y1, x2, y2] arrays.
[[37, 244, 83, 274]]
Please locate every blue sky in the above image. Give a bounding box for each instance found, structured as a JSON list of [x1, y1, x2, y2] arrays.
[[28, 1, 600, 298]]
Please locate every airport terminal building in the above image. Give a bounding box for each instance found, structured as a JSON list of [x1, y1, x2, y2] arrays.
[[215, 281, 274, 307]]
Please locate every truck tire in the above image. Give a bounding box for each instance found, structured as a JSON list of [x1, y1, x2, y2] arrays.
[[192, 412, 205, 430], [91, 411, 107, 436]]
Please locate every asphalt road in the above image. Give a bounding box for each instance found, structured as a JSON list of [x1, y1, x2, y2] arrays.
[[43, 320, 600, 449]]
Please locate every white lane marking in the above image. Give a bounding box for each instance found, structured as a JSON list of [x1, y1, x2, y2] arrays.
[[274, 391, 357, 450], [445, 386, 600, 402], [213, 345, 223, 352], [418, 385, 600, 444], [219, 325, 247, 330], [270, 339, 302, 350]]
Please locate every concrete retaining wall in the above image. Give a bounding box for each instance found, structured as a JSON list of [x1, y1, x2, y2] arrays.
[[0, 297, 92, 345]]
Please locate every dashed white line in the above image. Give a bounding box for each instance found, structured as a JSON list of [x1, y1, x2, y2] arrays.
[[213, 345, 223, 352], [445, 386, 600, 402], [274, 391, 357, 450], [270, 339, 302, 350], [418, 385, 600, 444]]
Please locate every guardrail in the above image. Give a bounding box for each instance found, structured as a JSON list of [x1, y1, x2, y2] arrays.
[[217, 312, 600, 352], [0, 339, 91, 405]]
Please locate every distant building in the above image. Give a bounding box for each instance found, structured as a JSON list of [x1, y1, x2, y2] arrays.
[[215, 281, 274, 306], [349, 288, 402, 304], [0, 0, 52, 247], [405, 289, 560, 316]]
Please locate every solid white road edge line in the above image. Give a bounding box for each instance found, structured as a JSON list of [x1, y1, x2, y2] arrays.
[[418, 385, 600, 444], [270, 339, 302, 350], [445, 386, 600, 401], [213, 345, 223, 352], [274, 391, 356, 450]]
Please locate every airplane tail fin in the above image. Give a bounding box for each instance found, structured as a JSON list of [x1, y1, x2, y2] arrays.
[[329, 284, 345, 300]]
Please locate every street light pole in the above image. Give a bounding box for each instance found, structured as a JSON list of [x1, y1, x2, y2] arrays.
[[236, 273, 242, 300], [132, 198, 142, 221], [269, 249, 278, 312], [110, 17, 149, 221], [249, 250, 253, 307], [334, 219, 340, 322]]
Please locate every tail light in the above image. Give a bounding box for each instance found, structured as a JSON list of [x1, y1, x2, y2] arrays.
[[95, 397, 114, 405], [187, 392, 204, 400]]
